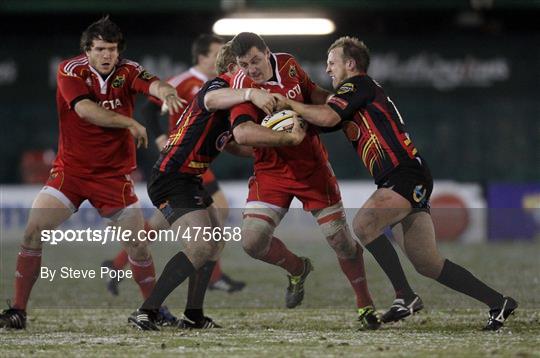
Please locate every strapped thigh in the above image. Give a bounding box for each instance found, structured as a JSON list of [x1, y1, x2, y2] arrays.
[[312, 201, 347, 237], [242, 201, 288, 237]]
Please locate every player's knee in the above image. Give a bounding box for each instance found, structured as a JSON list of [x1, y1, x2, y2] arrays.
[[352, 219, 369, 243], [209, 241, 224, 261], [23, 223, 44, 248], [123, 235, 150, 257], [413, 262, 438, 279], [212, 240, 225, 258], [241, 234, 266, 258], [186, 240, 220, 268], [352, 215, 378, 244], [325, 229, 356, 258], [412, 256, 443, 278], [241, 216, 274, 258], [241, 230, 272, 259]]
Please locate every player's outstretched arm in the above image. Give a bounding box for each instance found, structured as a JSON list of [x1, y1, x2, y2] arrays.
[[74, 99, 148, 148], [149, 81, 186, 116], [310, 85, 333, 105], [233, 117, 305, 147], [204, 88, 275, 115], [273, 93, 340, 127]]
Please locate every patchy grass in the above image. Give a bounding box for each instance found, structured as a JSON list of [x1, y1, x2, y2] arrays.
[[1, 239, 539, 356]]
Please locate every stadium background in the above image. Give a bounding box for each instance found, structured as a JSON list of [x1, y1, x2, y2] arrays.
[[1, 0, 539, 242]]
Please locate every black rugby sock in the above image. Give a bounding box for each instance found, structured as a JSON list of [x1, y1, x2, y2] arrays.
[[141, 251, 195, 311], [436, 259, 504, 309], [365, 235, 416, 300], [184, 260, 217, 322]]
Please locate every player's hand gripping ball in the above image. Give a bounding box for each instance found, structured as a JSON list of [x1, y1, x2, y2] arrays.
[[261, 110, 305, 132]]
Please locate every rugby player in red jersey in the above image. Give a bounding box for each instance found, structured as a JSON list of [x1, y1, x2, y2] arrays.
[[274, 36, 517, 331], [103, 35, 245, 295], [228, 32, 380, 329], [128, 43, 303, 330], [0, 16, 184, 330]]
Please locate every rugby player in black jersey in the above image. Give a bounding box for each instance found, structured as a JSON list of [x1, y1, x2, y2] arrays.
[[273, 36, 517, 332]]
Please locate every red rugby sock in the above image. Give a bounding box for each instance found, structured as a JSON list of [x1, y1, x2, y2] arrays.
[[129, 256, 156, 300], [13, 246, 42, 310], [112, 250, 129, 270], [261, 237, 304, 276], [338, 242, 374, 308], [209, 260, 223, 284]]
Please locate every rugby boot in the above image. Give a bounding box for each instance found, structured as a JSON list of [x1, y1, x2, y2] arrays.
[[381, 294, 424, 323], [483, 296, 518, 331], [285, 257, 314, 309]]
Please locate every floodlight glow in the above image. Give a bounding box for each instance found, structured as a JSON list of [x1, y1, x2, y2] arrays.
[[213, 18, 335, 36]]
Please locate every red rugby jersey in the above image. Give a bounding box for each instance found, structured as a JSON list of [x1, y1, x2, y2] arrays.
[[54, 54, 158, 177], [230, 52, 329, 180]]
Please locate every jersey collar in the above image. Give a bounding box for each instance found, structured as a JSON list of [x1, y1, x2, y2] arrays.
[[264, 53, 283, 88], [88, 65, 116, 95]]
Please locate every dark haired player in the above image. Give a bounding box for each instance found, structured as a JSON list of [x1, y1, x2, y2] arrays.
[[228, 32, 380, 329], [0, 16, 184, 329]]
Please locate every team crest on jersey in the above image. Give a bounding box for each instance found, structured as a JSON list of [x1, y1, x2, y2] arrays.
[[337, 82, 355, 95], [413, 185, 427, 203], [216, 131, 232, 151], [343, 121, 361, 141], [139, 70, 155, 81], [112, 75, 125, 88], [85, 77, 92, 87], [289, 65, 297, 78]]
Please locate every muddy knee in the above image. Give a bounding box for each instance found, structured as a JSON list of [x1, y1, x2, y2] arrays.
[[325, 230, 357, 258], [352, 215, 378, 244], [23, 223, 46, 249], [241, 231, 271, 258], [185, 240, 220, 268], [241, 216, 274, 258]]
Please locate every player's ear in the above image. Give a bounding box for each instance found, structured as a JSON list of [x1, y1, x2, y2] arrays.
[[346, 58, 356, 71], [227, 63, 238, 74]]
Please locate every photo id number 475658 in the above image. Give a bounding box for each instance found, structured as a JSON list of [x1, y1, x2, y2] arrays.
[[174, 226, 242, 242]]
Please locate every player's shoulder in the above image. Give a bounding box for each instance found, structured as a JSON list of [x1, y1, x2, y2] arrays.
[[216, 73, 232, 85], [58, 54, 89, 76], [273, 52, 305, 80], [273, 52, 299, 68], [273, 52, 296, 62], [336, 74, 373, 95], [117, 58, 144, 71], [231, 69, 254, 89], [203, 75, 230, 94], [118, 58, 156, 81]]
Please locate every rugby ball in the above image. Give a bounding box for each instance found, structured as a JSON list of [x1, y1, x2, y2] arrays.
[[261, 110, 304, 132]]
